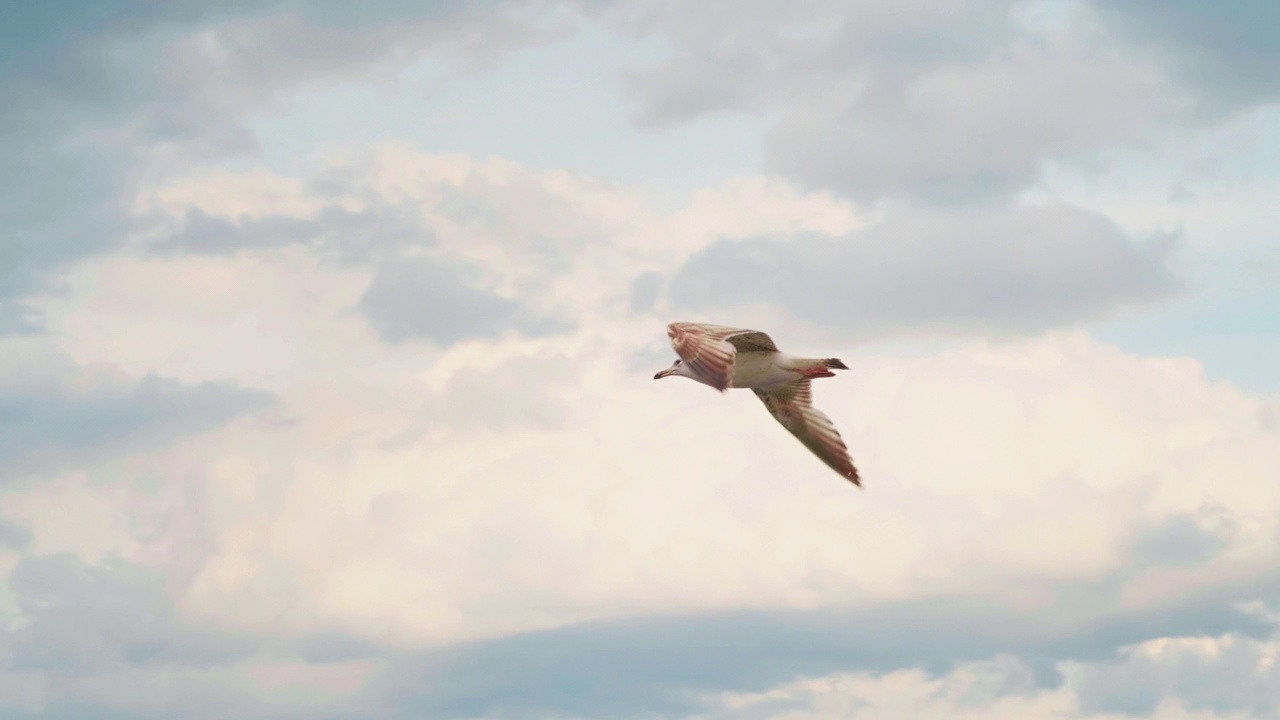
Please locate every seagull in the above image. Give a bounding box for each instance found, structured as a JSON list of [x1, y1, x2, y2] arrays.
[[653, 322, 860, 487]]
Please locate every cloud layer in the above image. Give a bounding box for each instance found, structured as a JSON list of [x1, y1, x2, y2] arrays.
[[1, 1, 1278, 718], [669, 203, 1180, 336], [6, 150, 1277, 715], [606, 0, 1209, 202]]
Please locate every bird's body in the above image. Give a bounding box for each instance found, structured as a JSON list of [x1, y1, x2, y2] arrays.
[[722, 350, 806, 389], [654, 322, 861, 487]]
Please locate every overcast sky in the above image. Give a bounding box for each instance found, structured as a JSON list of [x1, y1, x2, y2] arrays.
[[2, 1, 1279, 718]]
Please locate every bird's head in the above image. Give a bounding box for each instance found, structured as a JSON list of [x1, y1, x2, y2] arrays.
[[653, 358, 690, 380]]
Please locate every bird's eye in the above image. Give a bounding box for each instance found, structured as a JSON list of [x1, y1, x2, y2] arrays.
[[675, 359, 682, 365]]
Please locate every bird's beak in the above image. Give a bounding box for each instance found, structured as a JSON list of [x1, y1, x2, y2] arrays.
[[653, 368, 673, 380]]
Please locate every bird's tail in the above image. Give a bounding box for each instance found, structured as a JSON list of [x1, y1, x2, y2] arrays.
[[823, 358, 848, 370]]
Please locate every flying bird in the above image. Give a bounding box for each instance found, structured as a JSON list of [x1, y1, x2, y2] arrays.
[[653, 322, 861, 487]]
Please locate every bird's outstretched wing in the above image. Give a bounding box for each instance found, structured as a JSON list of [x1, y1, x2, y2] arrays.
[[754, 379, 860, 487], [667, 322, 778, 391]]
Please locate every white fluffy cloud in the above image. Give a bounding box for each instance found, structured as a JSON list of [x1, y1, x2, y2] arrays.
[[11, 150, 1277, 659]]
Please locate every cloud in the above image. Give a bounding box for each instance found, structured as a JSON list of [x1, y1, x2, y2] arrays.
[[0, 340, 272, 483], [760, 36, 1183, 202], [0, 107, 132, 334], [607, 0, 1200, 202], [6, 161, 1280, 717], [368, 592, 1280, 718], [47, 152, 848, 393], [145, 196, 573, 345], [0, 0, 566, 334], [608, 0, 1019, 128], [1067, 627, 1280, 717], [1093, 0, 1280, 110], [144, 2, 567, 156], [1125, 509, 1237, 569], [0, 554, 376, 719], [27, 156, 1275, 660], [5, 4, 1278, 718], [136, 156, 599, 346], [0, 515, 31, 550], [0, 5, 237, 332], [668, 203, 1179, 337], [629, 270, 664, 313], [8, 137, 1271, 718], [154, 205, 424, 261], [698, 632, 1280, 719], [6, 554, 251, 674], [358, 253, 570, 344], [49, 320, 1276, 653]]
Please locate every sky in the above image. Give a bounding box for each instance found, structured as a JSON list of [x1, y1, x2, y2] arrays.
[[1, 1, 1279, 718]]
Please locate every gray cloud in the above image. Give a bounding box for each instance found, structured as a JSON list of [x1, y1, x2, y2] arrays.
[[1, 524, 1276, 719], [157, 203, 429, 263], [0, 516, 32, 550], [605, 0, 1232, 202], [382, 350, 580, 451], [1095, 0, 1280, 110], [3, 593, 1272, 719], [0, 553, 378, 720], [6, 554, 251, 675], [668, 203, 1180, 336], [609, 0, 1017, 128], [0, 366, 272, 483], [0, 112, 134, 335], [760, 45, 1179, 203], [628, 271, 663, 313], [359, 515, 1280, 719], [368, 585, 1280, 719], [0, 4, 244, 333], [144, 2, 566, 157], [358, 255, 570, 345], [156, 199, 574, 346], [1126, 507, 1238, 568], [0, 0, 564, 334], [1069, 624, 1280, 716]]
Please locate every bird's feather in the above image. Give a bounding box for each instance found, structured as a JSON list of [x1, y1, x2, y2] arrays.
[[667, 322, 778, 391], [753, 379, 861, 487]]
